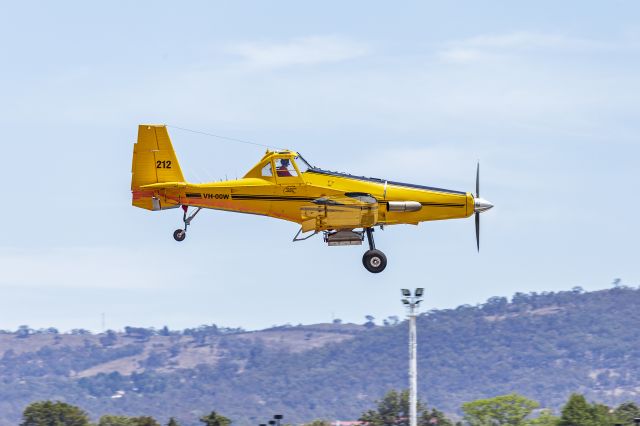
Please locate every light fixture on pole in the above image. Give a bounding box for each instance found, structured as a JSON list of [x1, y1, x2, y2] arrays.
[[401, 288, 423, 426], [274, 414, 283, 426]]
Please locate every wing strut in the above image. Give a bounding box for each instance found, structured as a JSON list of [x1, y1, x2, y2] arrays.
[[292, 228, 318, 242]]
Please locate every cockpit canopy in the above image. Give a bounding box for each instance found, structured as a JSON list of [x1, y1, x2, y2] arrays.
[[244, 150, 313, 180]]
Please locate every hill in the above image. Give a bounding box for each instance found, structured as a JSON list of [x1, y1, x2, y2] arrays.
[[1, 286, 639, 425]]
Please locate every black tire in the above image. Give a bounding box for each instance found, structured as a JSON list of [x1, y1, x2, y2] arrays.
[[173, 229, 186, 242], [362, 249, 387, 273]]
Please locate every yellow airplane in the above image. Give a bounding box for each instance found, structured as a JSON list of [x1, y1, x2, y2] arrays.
[[131, 124, 493, 273]]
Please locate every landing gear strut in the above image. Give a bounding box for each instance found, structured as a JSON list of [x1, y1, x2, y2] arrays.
[[362, 227, 387, 273], [173, 205, 201, 242]]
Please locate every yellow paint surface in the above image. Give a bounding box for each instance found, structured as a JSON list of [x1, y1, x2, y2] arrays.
[[131, 125, 474, 230]]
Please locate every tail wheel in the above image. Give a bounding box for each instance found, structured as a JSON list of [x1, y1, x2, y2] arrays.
[[173, 229, 186, 242], [362, 249, 387, 273]]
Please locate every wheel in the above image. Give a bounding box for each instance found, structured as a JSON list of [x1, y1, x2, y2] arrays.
[[362, 249, 387, 273], [173, 229, 186, 242]]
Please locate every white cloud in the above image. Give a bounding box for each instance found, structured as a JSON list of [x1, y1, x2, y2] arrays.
[[461, 32, 610, 50], [437, 32, 615, 63], [227, 35, 369, 69], [437, 48, 489, 64]]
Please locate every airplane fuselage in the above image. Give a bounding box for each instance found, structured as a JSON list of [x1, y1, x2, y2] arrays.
[[136, 168, 474, 231]]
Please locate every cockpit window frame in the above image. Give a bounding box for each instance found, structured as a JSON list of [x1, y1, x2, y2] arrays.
[[260, 160, 275, 179]]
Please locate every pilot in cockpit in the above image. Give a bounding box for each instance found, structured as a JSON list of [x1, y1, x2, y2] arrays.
[[276, 158, 293, 177]]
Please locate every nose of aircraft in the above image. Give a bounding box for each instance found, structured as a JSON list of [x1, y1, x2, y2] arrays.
[[474, 197, 494, 213]]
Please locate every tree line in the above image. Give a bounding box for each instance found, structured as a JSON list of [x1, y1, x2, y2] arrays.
[[355, 390, 640, 426], [20, 401, 230, 426], [19, 390, 640, 426], [2, 324, 247, 340]]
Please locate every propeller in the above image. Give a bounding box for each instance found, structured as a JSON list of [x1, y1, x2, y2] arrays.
[[475, 163, 480, 251], [473, 162, 493, 251]]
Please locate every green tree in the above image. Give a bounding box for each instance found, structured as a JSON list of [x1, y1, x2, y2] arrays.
[[614, 402, 640, 425], [16, 325, 32, 338], [420, 408, 454, 426], [525, 410, 559, 426], [99, 415, 160, 426], [99, 415, 135, 426], [167, 418, 181, 426], [590, 403, 613, 426], [558, 394, 612, 426], [360, 389, 453, 426], [99, 330, 118, 347], [558, 394, 592, 426], [21, 401, 90, 426], [364, 315, 376, 329], [462, 394, 540, 426], [360, 389, 415, 426], [133, 417, 161, 426], [200, 411, 231, 426]]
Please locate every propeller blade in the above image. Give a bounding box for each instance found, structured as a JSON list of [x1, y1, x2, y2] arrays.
[[475, 212, 480, 252], [475, 162, 480, 251], [475, 162, 480, 198]]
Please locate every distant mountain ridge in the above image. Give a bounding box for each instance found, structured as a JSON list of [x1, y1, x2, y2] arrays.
[[1, 286, 639, 425]]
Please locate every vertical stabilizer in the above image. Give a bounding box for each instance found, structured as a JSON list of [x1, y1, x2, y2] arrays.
[[131, 124, 185, 210], [131, 124, 185, 189]]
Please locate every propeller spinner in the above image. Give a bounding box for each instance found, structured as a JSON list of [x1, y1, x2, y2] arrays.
[[473, 163, 494, 251]]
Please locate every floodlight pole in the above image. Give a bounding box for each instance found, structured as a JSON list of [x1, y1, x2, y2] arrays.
[[409, 301, 418, 426], [274, 414, 283, 426], [402, 288, 423, 426]]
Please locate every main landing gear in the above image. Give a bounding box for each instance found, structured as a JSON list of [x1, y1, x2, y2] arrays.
[[173, 205, 202, 242], [362, 228, 387, 274], [321, 227, 388, 273]]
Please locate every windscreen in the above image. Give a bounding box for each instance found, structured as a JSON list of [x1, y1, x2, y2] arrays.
[[294, 154, 312, 172]]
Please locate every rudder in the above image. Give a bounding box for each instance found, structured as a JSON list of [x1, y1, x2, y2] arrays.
[[131, 124, 185, 210]]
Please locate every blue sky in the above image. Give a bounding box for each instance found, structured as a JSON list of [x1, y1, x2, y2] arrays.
[[1, 1, 639, 332]]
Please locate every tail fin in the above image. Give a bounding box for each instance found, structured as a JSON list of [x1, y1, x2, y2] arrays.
[[131, 124, 185, 210]]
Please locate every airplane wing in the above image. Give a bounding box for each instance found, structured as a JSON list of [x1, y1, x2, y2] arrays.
[[300, 192, 379, 232]]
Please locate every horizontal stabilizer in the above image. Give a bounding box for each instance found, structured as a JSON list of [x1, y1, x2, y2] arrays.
[[140, 182, 188, 189]]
